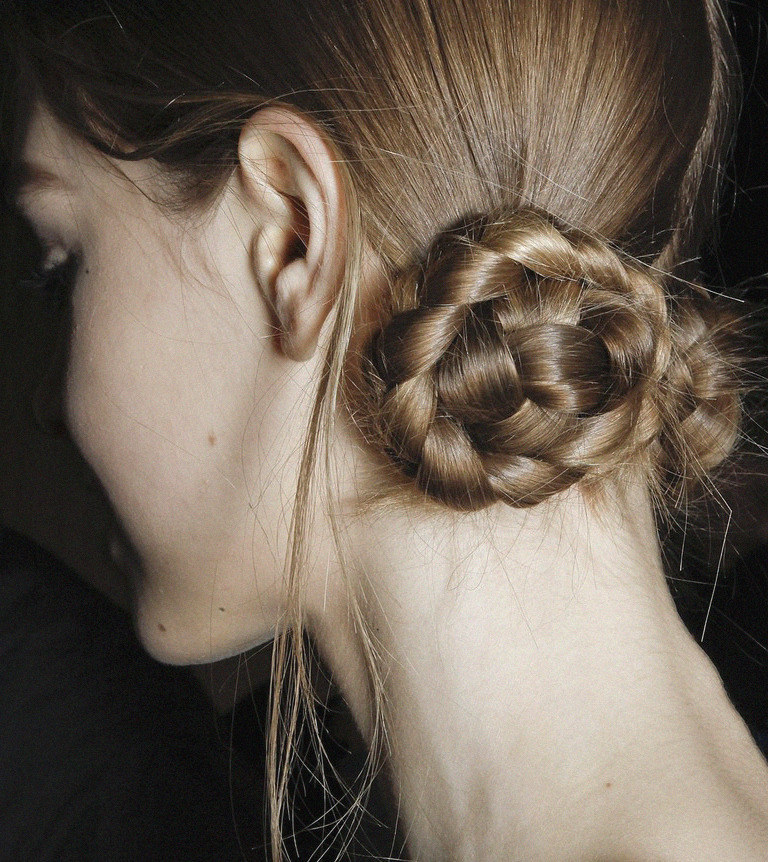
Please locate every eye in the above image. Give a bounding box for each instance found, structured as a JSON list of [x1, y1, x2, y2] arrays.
[[19, 253, 80, 307]]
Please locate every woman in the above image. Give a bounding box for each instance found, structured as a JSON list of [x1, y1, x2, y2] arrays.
[[5, 0, 768, 858]]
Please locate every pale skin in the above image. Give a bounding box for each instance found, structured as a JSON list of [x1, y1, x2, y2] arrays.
[[15, 104, 768, 861]]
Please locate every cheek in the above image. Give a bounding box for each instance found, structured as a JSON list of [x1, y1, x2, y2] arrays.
[[64, 267, 299, 661], [66, 277, 234, 521]]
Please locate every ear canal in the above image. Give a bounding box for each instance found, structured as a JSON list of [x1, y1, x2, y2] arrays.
[[286, 195, 310, 259]]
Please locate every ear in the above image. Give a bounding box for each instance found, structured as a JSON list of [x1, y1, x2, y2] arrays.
[[237, 106, 346, 361]]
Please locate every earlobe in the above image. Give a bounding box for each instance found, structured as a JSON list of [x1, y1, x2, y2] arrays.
[[238, 107, 346, 361]]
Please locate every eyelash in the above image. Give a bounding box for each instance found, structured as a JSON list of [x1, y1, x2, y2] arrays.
[[20, 254, 80, 305]]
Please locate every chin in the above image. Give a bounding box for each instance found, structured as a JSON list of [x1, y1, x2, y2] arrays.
[[132, 587, 273, 666]]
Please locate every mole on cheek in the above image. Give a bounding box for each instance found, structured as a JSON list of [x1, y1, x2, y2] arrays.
[[208, 432, 216, 446], [157, 623, 166, 633]]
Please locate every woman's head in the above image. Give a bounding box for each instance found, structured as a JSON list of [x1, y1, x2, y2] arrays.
[[6, 0, 747, 851], [8, 0, 743, 634], [6, 0, 745, 660], [10, 0, 741, 467]]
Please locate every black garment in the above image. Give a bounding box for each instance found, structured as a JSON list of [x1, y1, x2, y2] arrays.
[[0, 526, 264, 862]]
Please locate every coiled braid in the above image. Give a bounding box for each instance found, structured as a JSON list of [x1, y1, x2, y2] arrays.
[[360, 210, 742, 511]]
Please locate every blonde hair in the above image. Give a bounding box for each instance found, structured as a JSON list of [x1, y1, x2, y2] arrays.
[[10, 0, 744, 855]]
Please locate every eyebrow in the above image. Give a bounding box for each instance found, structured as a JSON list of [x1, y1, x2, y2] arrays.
[[6, 162, 67, 207]]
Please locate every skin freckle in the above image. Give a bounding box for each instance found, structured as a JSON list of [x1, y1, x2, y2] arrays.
[[157, 622, 166, 633], [208, 432, 216, 446]]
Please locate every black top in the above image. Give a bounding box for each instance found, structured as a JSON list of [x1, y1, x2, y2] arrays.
[[0, 526, 398, 861], [0, 526, 264, 862]]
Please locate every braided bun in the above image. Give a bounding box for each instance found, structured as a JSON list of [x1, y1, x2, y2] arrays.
[[657, 297, 743, 499], [359, 209, 742, 511]]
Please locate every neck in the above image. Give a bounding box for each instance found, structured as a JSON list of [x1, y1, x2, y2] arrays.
[[312, 482, 768, 861]]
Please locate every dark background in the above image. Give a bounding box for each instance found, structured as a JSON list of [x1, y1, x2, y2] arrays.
[[674, 0, 768, 734]]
